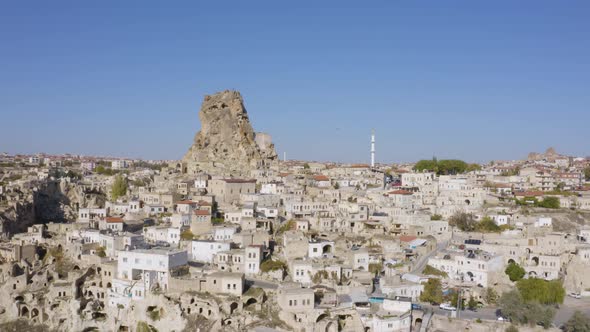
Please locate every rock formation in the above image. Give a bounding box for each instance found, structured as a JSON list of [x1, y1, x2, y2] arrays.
[[527, 147, 562, 161], [183, 90, 278, 175]]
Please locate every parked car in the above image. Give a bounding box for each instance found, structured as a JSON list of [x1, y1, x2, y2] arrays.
[[411, 303, 422, 310], [496, 309, 509, 321], [568, 292, 582, 299], [439, 303, 457, 311]]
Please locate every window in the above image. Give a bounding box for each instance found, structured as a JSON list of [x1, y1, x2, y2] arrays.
[[122, 257, 128, 263]]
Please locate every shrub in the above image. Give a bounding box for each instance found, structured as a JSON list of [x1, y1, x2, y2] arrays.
[[505, 262, 525, 282], [423, 265, 448, 277], [260, 259, 287, 273], [420, 278, 443, 304]]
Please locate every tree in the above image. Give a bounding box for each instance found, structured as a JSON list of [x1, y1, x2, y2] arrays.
[[477, 216, 501, 233], [111, 175, 128, 200], [260, 259, 287, 273], [447, 290, 459, 308], [437, 159, 468, 175], [484, 287, 498, 305], [536, 197, 560, 209], [584, 167, 590, 181], [467, 163, 482, 172], [499, 290, 525, 323], [430, 214, 443, 221], [505, 262, 526, 282], [333, 182, 340, 190], [564, 311, 590, 332], [414, 159, 438, 173], [180, 229, 194, 241], [468, 295, 478, 311], [449, 212, 477, 232], [499, 290, 554, 327], [303, 163, 310, 170], [96, 246, 106, 258], [420, 278, 443, 304], [423, 265, 448, 277], [505, 325, 519, 332], [516, 278, 565, 305]]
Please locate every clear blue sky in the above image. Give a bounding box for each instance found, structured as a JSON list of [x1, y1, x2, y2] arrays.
[[1, 1, 589, 163]]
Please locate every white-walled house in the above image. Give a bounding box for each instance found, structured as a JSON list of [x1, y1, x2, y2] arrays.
[[99, 217, 124, 232], [491, 215, 510, 226], [110, 248, 187, 307], [308, 239, 335, 258], [77, 208, 107, 223], [213, 226, 238, 242], [428, 251, 504, 287], [144, 226, 181, 245], [535, 217, 552, 228], [191, 240, 231, 263]]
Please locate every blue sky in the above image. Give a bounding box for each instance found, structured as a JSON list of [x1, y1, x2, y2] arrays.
[[1, 1, 589, 163]]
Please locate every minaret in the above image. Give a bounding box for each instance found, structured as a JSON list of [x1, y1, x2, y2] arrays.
[[371, 129, 375, 168]]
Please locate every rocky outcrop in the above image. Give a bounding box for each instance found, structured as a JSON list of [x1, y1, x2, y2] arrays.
[[527, 147, 563, 161], [183, 90, 278, 175], [0, 179, 105, 239]]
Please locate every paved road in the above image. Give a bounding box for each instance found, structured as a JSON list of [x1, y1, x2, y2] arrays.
[[422, 296, 590, 327], [411, 240, 449, 274]]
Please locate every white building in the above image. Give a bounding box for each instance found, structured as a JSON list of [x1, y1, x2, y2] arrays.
[[111, 160, 130, 170], [144, 226, 181, 245], [308, 239, 334, 258], [190, 240, 231, 263], [428, 251, 504, 287], [213, 226, 238, 242], [110, 248, 188, 307], [535, 217, 552, 228]]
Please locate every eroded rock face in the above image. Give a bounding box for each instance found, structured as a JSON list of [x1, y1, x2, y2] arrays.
[[183, 90, 277, 175]]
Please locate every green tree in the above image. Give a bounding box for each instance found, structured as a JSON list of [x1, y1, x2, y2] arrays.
[[468, 295, 478, 310], [449, 212, 477, 232], [467, 163, 482, 172], [437, 159, 468, 175], [260, 259, 287, 273], [430, 214, 443, 221], [564, 311, 590, 332], [423, 265, 448, 277], [499, 290, 525, 323], [499, 290, 555, 327], [95, 165, 106, 174], [420, 278, 443, 304], [505, 262, 526, 282], [584, 167, 590, 181], [536, 196, 560, 209], [180, 229, 194, 241], [96, 246, 106, 258], [303, 163, 310, 169], [477, 216, 501, 233], [517, 278, 565, 305], [414, 159, 439, 173], [484, 287, 498, 305], [111, 175, 128, 200]]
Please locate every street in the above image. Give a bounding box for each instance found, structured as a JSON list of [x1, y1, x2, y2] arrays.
[[421, 296, 590, 327], [411, 239, 449, 274]]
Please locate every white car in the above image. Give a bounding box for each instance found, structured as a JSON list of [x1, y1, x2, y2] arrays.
[[439, 303, 457, 311], [568, 292, 582, 299]]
